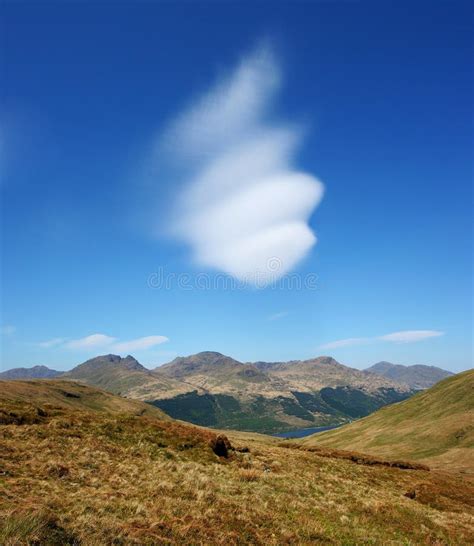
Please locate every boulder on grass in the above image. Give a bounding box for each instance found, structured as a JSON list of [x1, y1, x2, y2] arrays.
[[209, 434, 232, 457]]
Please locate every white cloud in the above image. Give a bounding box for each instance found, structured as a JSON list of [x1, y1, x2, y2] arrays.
[[378, 330, 444, 343], [65, 333, 117, 350], [39, 337, 66, 348], [320, 330, 444, 350], [161, 43, 324, 284], [40, 333, 169, 354], [268, 311, 288, 321], [320, 337, 371, 350], [111, 335, 169, 353], [1, 325, 16, 336]]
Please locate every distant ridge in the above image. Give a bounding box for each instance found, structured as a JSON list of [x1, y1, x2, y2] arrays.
[[365, 361, 453, 389], [252, 355, 408, 392], [0, 365, 62, 380]]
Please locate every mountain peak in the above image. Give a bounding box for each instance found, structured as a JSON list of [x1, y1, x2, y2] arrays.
[[97, 354, 122, 362], [159, 351, 238, 371], [156, 351, 271, 386], [194, 351, 227, 360], [308, 356, 341, 366], [68, 354, 148, 375], [60, 354, 157, 396]]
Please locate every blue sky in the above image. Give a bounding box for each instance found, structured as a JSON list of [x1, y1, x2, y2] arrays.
[[1, 2, 472, 372]]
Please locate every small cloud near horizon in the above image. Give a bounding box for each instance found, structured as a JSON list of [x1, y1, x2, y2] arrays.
[[112, 335, 169, 353], [320, 330, 444, 350], [65, 334, 117, 350], [40, 333, 169, 354], [39, 337, 66, 348], [377, 330, 444, 343], [320, 337, 371, 350]]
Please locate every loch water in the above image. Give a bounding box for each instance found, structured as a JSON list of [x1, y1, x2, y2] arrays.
[[272, 424, 343, 439]]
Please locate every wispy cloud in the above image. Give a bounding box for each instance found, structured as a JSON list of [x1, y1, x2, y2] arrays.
[[160, 43, 324, 284], [320, 330, 444, 350], [268, 311, 288, 321], [377, 330, 444, 343], [65, 333, 117, 350], [40, 333, 169, 354], [112, 335, 169, 353], [320, 337, 371, 350], [39, 337, 66, 348]]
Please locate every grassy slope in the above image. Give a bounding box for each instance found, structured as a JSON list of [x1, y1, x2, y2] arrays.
[[1, 380, 473, 544], [302, 370, 474, 473], [0, 379, 170, 420]]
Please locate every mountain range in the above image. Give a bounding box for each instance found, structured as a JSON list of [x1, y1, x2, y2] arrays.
[[1, 353, 455, 434], [0, 351, 429, 433], [75, 352, 419, 432], [365, 361, 453, 389]]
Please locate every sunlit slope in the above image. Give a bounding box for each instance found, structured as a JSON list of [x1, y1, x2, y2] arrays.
[[0, 379, 170, 421], [1, 378, 473, 544], [303, 370, 474, 473], [63, 354, 193, 399]]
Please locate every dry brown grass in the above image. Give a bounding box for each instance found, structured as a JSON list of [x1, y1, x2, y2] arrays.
[[1, 380, 473, 545], [280, 442, 431, 470], [238, 468, 262, 482]]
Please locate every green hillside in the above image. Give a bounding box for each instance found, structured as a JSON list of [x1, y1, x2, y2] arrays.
[[302, 370, 474, 473]]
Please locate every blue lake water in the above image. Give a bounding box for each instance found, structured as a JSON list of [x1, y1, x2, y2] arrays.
[[272, 424, 343, 439]]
